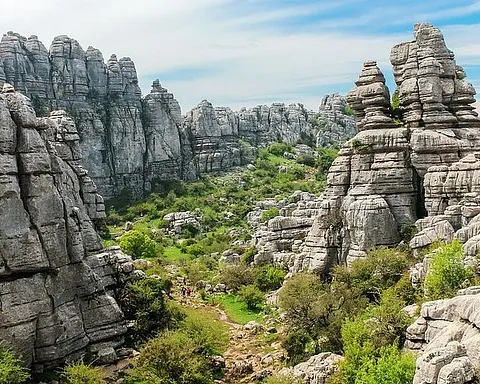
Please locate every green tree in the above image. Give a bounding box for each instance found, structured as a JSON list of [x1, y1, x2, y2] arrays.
[[119, 230, 157, 259]]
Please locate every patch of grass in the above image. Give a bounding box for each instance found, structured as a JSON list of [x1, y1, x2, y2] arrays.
[[210, 294, 264, 325], [163, 246, 191, 264]]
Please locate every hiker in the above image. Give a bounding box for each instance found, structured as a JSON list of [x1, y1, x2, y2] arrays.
[[181, 286, 186, 296], [186, 286, 191, 296]]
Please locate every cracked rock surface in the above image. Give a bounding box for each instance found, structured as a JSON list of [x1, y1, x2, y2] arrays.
[[0, 85, 130, 371]]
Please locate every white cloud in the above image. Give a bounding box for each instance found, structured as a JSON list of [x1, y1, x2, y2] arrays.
[[1, 1, 480, 112]]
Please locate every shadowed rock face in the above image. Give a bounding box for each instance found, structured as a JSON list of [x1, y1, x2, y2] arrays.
[[0, 32, 355, 200], [0, 84, 130, 372], [294, 23, 480, 276]]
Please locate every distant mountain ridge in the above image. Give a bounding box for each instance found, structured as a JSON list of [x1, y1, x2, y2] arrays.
[[0, 31, 355, 199]]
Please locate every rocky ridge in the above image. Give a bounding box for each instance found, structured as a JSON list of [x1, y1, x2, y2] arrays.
[[0, 84, 135, 371], [0, 32, 355, 200], [282, 23, 480, 276]]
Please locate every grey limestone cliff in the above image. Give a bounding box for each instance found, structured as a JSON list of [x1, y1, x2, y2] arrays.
[[291, 23, 480, 276], [0, 84, 134, 371], [0, 31, 355, 200]]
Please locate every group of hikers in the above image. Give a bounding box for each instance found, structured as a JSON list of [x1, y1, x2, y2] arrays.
[[181, 277, 192, 297]]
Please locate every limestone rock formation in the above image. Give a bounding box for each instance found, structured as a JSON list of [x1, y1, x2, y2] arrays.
[[279, 352, 343, 384], [0, 31, 355, 199], [249, 191, 323, 271], [0, 85, 132, 371], [295, 23, 480, 275], [406, 289, 480, 384], [315, 94, 356, 147]]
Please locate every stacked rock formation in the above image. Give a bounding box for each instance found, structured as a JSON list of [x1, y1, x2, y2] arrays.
[[292, 23, 480, 277], [0, 32, 355, 200], [248, 191, 323, 269], [406, 287, 480, 384], [0, 84, 134, 371]]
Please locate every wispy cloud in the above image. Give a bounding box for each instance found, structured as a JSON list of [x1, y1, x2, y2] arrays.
[[1, 0, 480, 111]]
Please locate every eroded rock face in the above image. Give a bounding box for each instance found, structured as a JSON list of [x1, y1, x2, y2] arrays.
[[0, 31, 355, 200], [297, 23, 480, 275], [0, 86, 131, 371], [279, 352, 343, 384], [406, 290, 480, 384]]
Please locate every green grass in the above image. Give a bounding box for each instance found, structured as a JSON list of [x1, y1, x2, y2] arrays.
[[162, 246, 191, 264], [210, 294, 264, 325]]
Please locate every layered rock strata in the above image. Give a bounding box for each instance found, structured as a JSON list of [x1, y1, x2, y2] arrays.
[[406, 288, 480, 384], [0, 32, 355, 199], [248, 191, 323, 269], [295, 23, 480, 275], [0, 85, 131, 371]]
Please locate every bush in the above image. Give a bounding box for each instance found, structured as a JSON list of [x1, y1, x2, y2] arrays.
[[238, 284, 264, 310], [424, 240, 474, 300], [125, 331, 213, 384], [262, 207, 280, 223], [317, 147, 338, 173], [0, 347, 29, 384], [119, 230, 157, 259], [267, 142, 290, 157], [281, 329, 313, 366], [62, 361, 105, 384], [296, 155, 317, 167], [279, 272, 368, 354], [180, 308, 229, 356], [127, 278, 185, 342], [219, 264, 255, 291], [337, 247, 409, 302], [331, 344, 415, 384], [255, 265, 287, 291], [241, 246, 258, 264]]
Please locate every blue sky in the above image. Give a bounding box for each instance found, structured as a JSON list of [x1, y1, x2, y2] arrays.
[[3, 0, 480, 111]]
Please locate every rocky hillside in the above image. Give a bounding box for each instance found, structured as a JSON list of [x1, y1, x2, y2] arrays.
[[0, 83, 137, 372], [0, 32, 355, 200], [284, 22, 480, 276]]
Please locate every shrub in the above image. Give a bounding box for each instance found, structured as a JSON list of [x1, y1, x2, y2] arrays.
[[180, 308, 229, 356], [267, 142, 290, 157], [238, 284, 264, 310], [125, 331, 213, 384], [241, 246, 258, 264], [255, 265, 287, 291], [337, 247, 409, 302], [119, 230, 157, 259], [343, 103, 354, 116], [127, 278, 185, 341], [281, 329, 313, 366], [62, 361, 105, 384], [317, 147, 338, 173], [296, 155, 317, 167], [279, 272, 368, 354], [424, 240, 474, 300], [219, 264, 256, 291], [187, 243, 206, 257], [0, 347, 29, 384], [262, 207, 280, 223]]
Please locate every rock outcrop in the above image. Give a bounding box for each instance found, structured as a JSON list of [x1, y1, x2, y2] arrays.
[[279, 352, 343, 384], [0, 85, 132, 371], [294, 23, 480, 275], [406, 288, 480, 384], [249, 191, 323, 271], [0, 32, 355, 200]]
